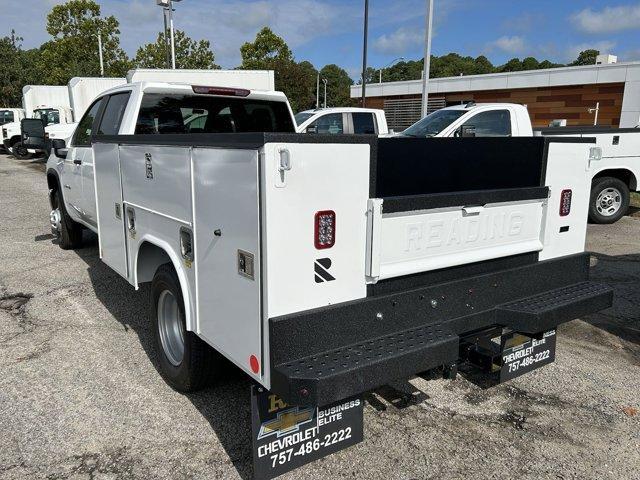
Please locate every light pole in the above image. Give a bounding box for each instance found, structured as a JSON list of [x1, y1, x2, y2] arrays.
[[421, 0, 434, 117], [157, 0, 182, 69], [361, 0, 369, 107], [589, 102, 600, 126], [97, 32, 104, 77], [323, 79, 328, 109], [316, 73, 320, 109], [379, 57, 404, 83]]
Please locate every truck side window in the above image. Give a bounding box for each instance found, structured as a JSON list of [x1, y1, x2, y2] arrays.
[[72, 99, 104, 147], [352, 113, 377, 134], [96, 92, 131, 136], [0, 111, 15, 125], [309, 113, 344, 134], [463, 110, 512, 137]]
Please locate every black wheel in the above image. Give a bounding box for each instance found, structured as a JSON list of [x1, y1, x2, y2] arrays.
[[151, 264, 217, 392], [52, 189, 83, 249], [589, 177, 630, 224], [13, 142, 31, 160]]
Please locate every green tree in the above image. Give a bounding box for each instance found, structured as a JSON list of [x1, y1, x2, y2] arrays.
[[319, 64, 354, 108], [571, 49, 599, 66], [240, 27, 319, 112], [134, 30, 219, 69], [38, 0, 130, 84], [499, 58, 524, 72], [0, 31, 43, 106], [240, 27, 293, 68]]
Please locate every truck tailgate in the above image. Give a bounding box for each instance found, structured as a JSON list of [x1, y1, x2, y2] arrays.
[[367, 194, 545, 281]]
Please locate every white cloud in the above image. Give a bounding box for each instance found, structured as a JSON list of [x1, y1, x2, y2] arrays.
[[571, 4, 640, 34], [485, 36, 526, 54], [373, 26, 424, 55], [566, 40, 617, 62]]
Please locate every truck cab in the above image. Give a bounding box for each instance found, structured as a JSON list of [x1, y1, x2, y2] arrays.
[[296, 107, 389, 135], [2, 105, 72, 158], [399, 103, 533, 138]]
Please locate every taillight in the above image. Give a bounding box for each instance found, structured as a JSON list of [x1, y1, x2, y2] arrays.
[[314, 211, 335, 249], [192, 85, 250, 97], [560, 189, 572, 216]]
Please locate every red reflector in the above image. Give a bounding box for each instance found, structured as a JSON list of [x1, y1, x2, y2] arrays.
[[560, 189, 572, 216], [192, 85, 250, 97], [314, 210, 336, 249], [250, 355, 260, 374]]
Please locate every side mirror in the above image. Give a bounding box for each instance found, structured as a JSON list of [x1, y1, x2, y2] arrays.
[[306, 125, 318, 134], [52, 139, 68, 159], [458, 125, 476, 138]]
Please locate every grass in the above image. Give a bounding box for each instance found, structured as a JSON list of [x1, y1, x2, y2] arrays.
[[632, 192, 640, 208]]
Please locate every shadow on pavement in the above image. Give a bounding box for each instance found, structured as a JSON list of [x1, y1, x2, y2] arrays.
[[585, 252, 640, 345], [70, 231, 255, 479]]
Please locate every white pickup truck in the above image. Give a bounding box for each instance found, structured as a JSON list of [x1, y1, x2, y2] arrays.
[[46, 81, 611, 409], [295, 107, 389, 135], [401, 103, 640, 224]]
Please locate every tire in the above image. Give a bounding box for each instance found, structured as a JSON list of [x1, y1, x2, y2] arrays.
[[53, 189, 83, 249], [151, 264, 217, 392], [12, 142, 31, 160], [589, 177, 630, 224]]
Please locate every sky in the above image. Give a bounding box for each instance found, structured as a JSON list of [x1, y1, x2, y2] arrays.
[[1, 0, 639, 77]]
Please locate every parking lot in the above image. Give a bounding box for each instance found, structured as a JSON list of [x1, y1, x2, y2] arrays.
[[0, 153, 638, 479]]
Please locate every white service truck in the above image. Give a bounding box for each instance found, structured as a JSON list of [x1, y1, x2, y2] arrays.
[[401, 103, 640, 224], [295, 108, 389, 135], [46, 81, 611, 409]]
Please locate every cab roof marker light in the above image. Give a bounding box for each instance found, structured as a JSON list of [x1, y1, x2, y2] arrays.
[[192, 86, 251, 97]]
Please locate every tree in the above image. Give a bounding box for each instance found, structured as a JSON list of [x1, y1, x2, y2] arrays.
[[134, 30, 219, 69], [319, 64, 354, 108], [240, 28, 319, 112], [0, 32, 43, 106], [571, 49, 599, 66], [240, 27, 293, 68], [499, 58, 524, 72], [38, 0, 130, 84]]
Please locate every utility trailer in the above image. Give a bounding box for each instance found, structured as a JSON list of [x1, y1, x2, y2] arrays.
[[88, 133, 612, 406]]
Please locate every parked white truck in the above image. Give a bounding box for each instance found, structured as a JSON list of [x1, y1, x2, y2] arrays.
[[295, 107, 389, 135], [401, 103, 640, 224], [46, 81, 611, 410], [1, 85, 72, 157]]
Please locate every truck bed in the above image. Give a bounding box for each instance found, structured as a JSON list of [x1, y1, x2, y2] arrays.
[[92, 133, 612, 406]]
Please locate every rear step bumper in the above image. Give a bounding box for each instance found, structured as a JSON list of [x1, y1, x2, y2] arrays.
[[269, 253, 613, 406]]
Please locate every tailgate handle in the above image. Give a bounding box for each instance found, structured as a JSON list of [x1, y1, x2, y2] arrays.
[[462, 206, 484, 217]]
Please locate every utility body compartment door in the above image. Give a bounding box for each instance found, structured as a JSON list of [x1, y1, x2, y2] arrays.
[[192, 148, 263, 381], [93, 143, 128, 278]]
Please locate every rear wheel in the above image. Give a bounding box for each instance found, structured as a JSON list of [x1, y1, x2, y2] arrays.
[[52, 189, 83, 249], [12, 142, 31, 160], [589, 177, 630, 224], [151, 264, 217, 392]]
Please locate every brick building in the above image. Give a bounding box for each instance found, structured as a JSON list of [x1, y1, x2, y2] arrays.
[[350, 60, 640, 132]]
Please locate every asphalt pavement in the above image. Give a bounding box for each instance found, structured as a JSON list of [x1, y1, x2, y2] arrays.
[[0, 154, 638, 479]]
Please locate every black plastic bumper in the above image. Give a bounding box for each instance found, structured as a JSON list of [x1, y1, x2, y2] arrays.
[[269, 253, 612, 406]]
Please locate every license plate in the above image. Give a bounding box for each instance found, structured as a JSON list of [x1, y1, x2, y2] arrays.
[[500, 330, 556, 382]]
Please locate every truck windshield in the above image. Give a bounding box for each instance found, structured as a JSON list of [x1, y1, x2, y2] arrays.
[[33, 109, 60, 125], [401, 109, 466, 137], [294, 112, 314, 126], [0, 110, 15, 125], [135, 94, 295, 134]]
